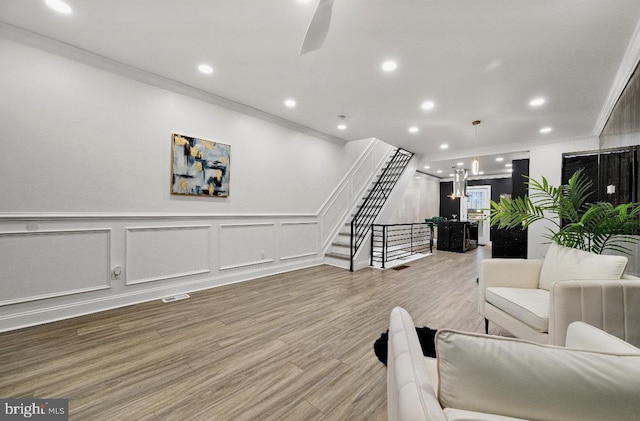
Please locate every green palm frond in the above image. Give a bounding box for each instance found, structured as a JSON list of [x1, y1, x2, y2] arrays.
[[526, 175, 564, 212], [488, 169, 640, 254], [489, 196, 547, 229], [564, 170, 593, 207]]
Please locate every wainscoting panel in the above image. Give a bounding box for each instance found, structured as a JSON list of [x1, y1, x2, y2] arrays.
[[219, 223, 275, 270], [0, 138, 386, 331], [281, 221, 319, 260], [0, 229, 111, 305], [126, 225, 211, 285]]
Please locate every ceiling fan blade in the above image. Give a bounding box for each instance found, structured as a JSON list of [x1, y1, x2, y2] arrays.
[[300, 0, 335, 55]]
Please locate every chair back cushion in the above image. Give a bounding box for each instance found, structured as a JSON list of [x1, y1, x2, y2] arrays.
[[538, 243, 627, 290]]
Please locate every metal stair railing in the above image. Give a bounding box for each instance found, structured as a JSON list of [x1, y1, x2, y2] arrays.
[[350, 148, 414, 271], [370, 223, 433, 269]]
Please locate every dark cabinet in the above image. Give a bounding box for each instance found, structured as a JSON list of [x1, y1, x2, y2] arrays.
[[491, 158, 529, 258], [437, 221, 478, 253], [491, 227, 527, 258]]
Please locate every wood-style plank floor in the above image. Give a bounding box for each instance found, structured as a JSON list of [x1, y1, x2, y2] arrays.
[[0, 246, 504, 420]]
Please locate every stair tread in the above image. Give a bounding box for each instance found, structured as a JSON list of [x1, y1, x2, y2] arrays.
[[332, 242, 349, 248], [327, 148, 413, 268], [325, 252, 350, 260]]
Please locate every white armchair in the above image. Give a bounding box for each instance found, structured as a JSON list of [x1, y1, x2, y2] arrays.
[[387, 306, 640, 421], [478, 243, 640, 346]]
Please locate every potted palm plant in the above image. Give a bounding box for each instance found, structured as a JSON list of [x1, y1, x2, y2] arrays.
[[489, 169, 640, 254]]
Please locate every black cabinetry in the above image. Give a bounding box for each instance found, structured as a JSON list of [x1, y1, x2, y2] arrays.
[[491, 228, 527, 258], [437, 221, 478, 253], [492, 158, 529, 258]]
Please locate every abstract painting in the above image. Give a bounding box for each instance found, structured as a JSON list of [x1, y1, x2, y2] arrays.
[[171, 133, 230, 197]]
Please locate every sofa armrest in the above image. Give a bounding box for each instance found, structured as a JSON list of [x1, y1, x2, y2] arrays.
[[549, 279, 640, 347], [436, 329, 640, 421], [387, 307, 447, 421], [565, 321, 640, 354], [478, 259, 543, 315]]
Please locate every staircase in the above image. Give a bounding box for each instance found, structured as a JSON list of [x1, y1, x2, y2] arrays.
[[326, 148, 414, 271]]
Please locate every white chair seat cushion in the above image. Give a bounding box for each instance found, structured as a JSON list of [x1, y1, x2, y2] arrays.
[[444, 408, 529, 421], [539, 243, 627, 290], [486, 287, 549, 332]]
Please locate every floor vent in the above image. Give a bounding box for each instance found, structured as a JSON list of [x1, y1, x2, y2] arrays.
[[161, 293, 190, 303], [392, 265, 410, 271]]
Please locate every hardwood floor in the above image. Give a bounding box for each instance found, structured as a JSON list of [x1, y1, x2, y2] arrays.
[[0, 246, 503, 420]]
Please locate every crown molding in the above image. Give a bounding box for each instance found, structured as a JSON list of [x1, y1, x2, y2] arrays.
[[0, 21, 346, 146], [593, 18, 640, 136]]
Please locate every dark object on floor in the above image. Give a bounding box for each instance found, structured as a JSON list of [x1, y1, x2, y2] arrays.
[[392, 265, 410, 271], [374, 326, 438, 365]]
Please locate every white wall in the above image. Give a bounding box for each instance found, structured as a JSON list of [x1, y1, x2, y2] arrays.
[[387, 172, 440, 224], [527, 136, 600, 259], [0, 38, 363, 215], [0, 38, 389, 331]]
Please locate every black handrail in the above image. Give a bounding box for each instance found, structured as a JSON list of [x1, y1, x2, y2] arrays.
[[370, 223, 433, 268], [350, 148, 413, 271]]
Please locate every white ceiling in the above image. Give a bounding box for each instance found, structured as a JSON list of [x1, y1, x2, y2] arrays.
[[2, 0, 640, 177]]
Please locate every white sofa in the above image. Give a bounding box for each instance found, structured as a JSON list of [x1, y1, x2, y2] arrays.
[[478, 243, 640, 346], [387, 306, 640, 421]]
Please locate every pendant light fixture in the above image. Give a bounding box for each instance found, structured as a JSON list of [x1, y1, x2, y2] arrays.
[[471, 120, 481, 175], [449, 167, 468, 199]]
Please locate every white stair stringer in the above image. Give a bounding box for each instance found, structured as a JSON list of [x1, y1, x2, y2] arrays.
[[325, 149, 417, 270]]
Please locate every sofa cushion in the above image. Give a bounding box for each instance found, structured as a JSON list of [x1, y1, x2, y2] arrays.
[[486, 287, 549, 332], [539, 243, 627, 291], [436, 329, 640, 421]]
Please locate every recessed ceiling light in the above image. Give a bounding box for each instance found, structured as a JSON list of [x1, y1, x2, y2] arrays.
[[337, 124, 347, 130], [437, 170, 443, 174], [540, 127, 552, 134], [456, 162, 464, 166], [424, 165, 430, 169], [479, 171, 485, 175], [495, 157, 504, 162], [508, 168, 514, 172], [421, 101, 435, 110], [381, 60, 397, 72], [45, 0, 72, 14], [284, 99, 296, 108], [449, 173, 455, 177], [529, 97, 546, 107], [415, 176, 421, 180], [198, 64, 214, 75], [505, 163, 512, 167], [408, 126, 419, 133], [440, 144, 448, 150]]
